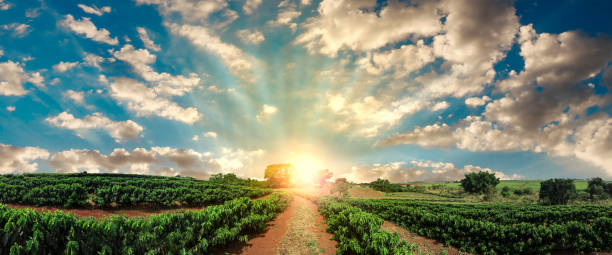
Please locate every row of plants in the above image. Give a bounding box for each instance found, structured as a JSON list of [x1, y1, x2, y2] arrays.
[[348, 199, 612, 254], [317, 197, 417, 255], [1, 192, 291, 255], [0, 173, 271, 208], [350, 199, 611, 225]]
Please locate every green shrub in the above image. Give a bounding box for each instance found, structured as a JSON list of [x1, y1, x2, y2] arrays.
[[539, 179, 576, 205], [460, 172, 500, 194]]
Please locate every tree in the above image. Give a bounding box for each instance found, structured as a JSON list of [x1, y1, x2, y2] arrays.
[[587, 177, 605, 199], [460, 172, 500, 194], [369, 178, 405, 192], [314, 169, 333, 187], [539, 179, 576, 205], [331, 178, 350, 197], [264, 164, 296, 188]]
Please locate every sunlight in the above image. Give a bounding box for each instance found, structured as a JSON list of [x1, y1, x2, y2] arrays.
[[291, 154, 325, 186]]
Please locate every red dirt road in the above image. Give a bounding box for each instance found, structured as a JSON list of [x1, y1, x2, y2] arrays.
[[216, 194, 337, 255]]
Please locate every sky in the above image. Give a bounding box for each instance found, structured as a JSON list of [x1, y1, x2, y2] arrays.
[[1, 0, 611, 182]]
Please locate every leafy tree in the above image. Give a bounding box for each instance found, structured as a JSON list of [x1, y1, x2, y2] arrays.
[[587, 177, 605, 199], [314, 169, 333, 187], [264, 164, 296, 188], [369, 178, 405, 192], [501, 186, 511, 197], [539, 179, 576, 205], [331, 178, 350, 197], [460, 172, 500, 194]]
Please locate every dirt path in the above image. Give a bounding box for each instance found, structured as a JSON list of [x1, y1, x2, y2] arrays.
[[217, 194, 336, 255], [381, 221, 471, 255]]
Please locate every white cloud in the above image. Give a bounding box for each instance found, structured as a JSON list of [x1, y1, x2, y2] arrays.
[[357, 40, 434, 79], [295, 0, 442, 57], [60, 14, 118, 45], [0, 61, 44, 96], [135, 0, 227, 23], [343, 160, 522, 183], [137, 27, 161, 52], [0, 0, 12, 11], [62, 90, 85, 104], [431, 101, 449, 111], [53, 61, 79, 72], [243, 0, 262, 15], [112, 44, 200, 96], [204, 131, 218, 138], [2, 23, 31, 37], [0, 144, 49, 174], [268, 1, 301, 32], [6, 106, 15, 112], [48, 147, 264, 179], [0, 48, 3, 57], [167, 23, 256, 83], [465, 96, 491, 108], [83, 53, 105, 68], [77, 4, 111, 16], [256, 104, 278, 122], [192, 135, 199, 141], [108, 77, 202, 124], [381, 123, 455, 148], [46, 112, 144, 142], [236, 29, 265, 45]]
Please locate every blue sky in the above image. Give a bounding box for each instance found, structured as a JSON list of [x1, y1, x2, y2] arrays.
[[1, 0, 611, 182]]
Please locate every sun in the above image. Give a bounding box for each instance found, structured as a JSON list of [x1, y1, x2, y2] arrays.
[[291, 155, 325, 186]]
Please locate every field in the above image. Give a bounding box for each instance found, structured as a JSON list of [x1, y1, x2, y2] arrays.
[[426, 180, 590, 191], [1, 174, 611, 254]]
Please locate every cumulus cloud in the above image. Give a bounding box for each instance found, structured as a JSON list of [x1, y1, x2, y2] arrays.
[[49, 147, 264, 179], [135, 0, 227, 23], [2, 23, 31, 37], [256, 104, 278, 122], [343, 160, 522, 183], [52, 61, 79, 72], [108, 77, 202, 124], [204, 131, 218, 138], [112, 44, 200, 96], [465, 96, 491, 108], [77, 4, 111, 16], [243, 0, 262, 15], [0, 144, 49, 174], [60, 14, 118, 45], [381, 123, 455, 148], [46, 112, 144, 142], [268, 0, 301, 32], [295, 0, 442, 57], [236, 29, 265, 45], [83, 53, 105, 68], [0, 0, 12, 11], [382, 25, 612, 176], [0, 61, 44, 96], [6, 106, 15, 112], [357, 40, 434, 79], [137, 27, 161, 52], [167, 23, 256, 83], [62, 90, 85, 104]]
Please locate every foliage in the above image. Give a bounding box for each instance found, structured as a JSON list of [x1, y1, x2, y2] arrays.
[[587, 177, 608, 200], [0, 193, 290, 254], [369, 179, 406, 193], [513, 187, 533, 196], [0, 173, 271, 208], [318, 198, 417, 255], [539, 179, 576, 205], [208, 173, 267, 188], [460, 172, 500, 194], [331, 178, 350, 197], [314, 169, 333, 187], [501, 186, 511, 197], [264, 164, 295, 188], [349, 199, 612, 254]]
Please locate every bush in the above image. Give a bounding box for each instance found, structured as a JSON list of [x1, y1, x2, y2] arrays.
[[331, 178, 350, 197], [588, 177, 606, 200], [539, 179, 576, 205], [369, 178, 405, 193], [460, 172, 500, 194], [501, 186, 511, 197]]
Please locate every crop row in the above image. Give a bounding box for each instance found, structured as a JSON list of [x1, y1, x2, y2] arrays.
[[317, 198, 417, 255], [0, 174, 271, 208], [350, 199, 611, 225], [348, 199, 612, 254], [1, 192, 291, 255]]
